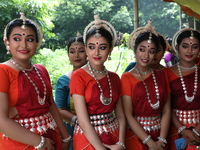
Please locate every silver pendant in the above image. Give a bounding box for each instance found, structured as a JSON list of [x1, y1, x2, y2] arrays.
[[150, 100, 160, 110], [38, 95, 45, 105], [185, 95, 194, 103], [100, 93, 112, 105]]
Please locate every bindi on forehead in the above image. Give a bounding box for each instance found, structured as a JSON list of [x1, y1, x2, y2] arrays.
[[189, 41, 193, 45], [96, 41, 99, 45], [22, 32, 26, 36]]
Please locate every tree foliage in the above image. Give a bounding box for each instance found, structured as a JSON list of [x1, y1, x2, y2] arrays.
[[44, 0, 133, 49]]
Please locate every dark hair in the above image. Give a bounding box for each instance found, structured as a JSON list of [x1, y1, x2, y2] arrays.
[[177, 30, 200, 45], [6, 19, 39, 43], [67, 36, 84, 53], [134, 32, 159, 53], [85, 27, 113, 48], [158, 35, 166, 51]]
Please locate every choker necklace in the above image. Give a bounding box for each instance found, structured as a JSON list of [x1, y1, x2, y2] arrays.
[[135, 67, 160, 109], [177, 63, 198, 103], [136, 68, 151, 74], [92, 67, 106, 74], [178, 62, 196, 70], [10, 59, 47, 105], [87, 61, 112, 105]]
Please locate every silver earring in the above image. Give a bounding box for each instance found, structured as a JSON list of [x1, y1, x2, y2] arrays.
[[6, 45, 10, 55], [108, 54, 111, 60], [6, 50, 11, 55]]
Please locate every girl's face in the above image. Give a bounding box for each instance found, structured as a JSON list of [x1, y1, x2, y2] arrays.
[[68, 42, 87, 69], [135, 40, 156, 68], [6, 26, 37, 61], [178, 37, 200, 63], [86, 36, 112, 67], [152, 44, 165, 66]]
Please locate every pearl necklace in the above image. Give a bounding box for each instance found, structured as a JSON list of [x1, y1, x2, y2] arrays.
[[10, 59, 47, 105], [177, 63, 198, 103], [135, 67, 160, 109], [87, 61, 112, 105]]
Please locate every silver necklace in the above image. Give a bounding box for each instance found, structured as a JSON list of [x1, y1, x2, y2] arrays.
[[92, 67, 106, 74], [136, 68, 151, 74], [178, 62, 196, 70], [135, 67, 160, 109], [10, 59, 47, 105], [177, 63, 198, 103], [87, 61, 112, 105]]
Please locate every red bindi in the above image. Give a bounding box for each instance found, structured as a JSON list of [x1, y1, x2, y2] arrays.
[[189, 41, 193, 45], [75, 46, 78, 49], [147, 45, 150, 48], [96, 41, 99, 45], [22, 32, 26, 36]]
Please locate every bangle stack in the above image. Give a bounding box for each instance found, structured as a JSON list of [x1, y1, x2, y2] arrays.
[[34, 136, 45, 149], [62, 135, 72, 143], [142, 135, 151, 144], [192, 128, 200, 137], [157, 136, 167, 144], [178, 126, 186, 134], [116, 141, 126, 149], [70, 115, 77, 126]]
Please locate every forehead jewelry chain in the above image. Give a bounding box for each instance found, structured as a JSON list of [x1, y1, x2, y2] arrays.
[[177, 63, 198, 103], [10, 59, 47, 105], [87, 61, 112, 105], [135, 67, 160, 109]]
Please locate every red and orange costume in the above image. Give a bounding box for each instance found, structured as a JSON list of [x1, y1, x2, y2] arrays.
[[0, 64, 62, 150], [164, 67, 200, 150], [70, 68, 121, 150], [121, 70, 170, 150]]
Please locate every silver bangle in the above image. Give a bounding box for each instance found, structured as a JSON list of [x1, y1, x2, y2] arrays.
[[62, 135, 72, 143], [116, 141, 126, 149], [192, 128, 200, 137], [70, 115, 77, 126], [157, 136, 167, 144], [142, 135, 151, 144], [34, 136, 45, 149], [178, 126, 186, 134]]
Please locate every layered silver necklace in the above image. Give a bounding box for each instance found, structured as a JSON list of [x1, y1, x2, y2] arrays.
[[177, 63, 198, 103], [134, 67, 160, 109], [10, 59, 47, 105], [87, 61, 112, 105]]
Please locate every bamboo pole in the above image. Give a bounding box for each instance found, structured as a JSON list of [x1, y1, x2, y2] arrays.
[[194, 17, 196, 30], [134, 0, 139, 29], [179, 6, 182, 29]]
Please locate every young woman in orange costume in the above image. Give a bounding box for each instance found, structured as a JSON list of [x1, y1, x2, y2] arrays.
[[0, 13, 70, 150], [165, 24, 200, 150], [70, 14, 126, 150], [121, 21, 171, 150]]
